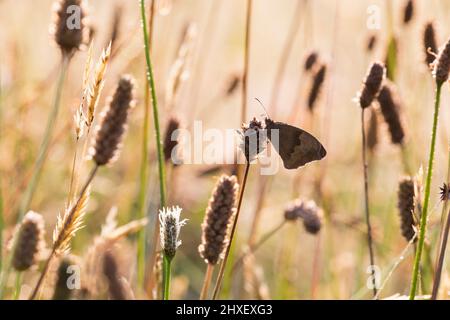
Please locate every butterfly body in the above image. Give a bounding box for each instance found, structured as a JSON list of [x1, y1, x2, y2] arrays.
[[264, 118, 326, 169]]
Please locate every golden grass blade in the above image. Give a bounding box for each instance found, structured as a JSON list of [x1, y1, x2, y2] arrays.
[[53, 186, 90, 254], [87, 42, 112, 127]]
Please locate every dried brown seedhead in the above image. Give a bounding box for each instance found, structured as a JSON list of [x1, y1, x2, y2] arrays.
[[51, 0, 89, 56], [424, 22, 438, 67], [440, 183, 450, 201], [12, 211, 45, 271], [433, 37, 450, 85], [377, 83, 406, 145], [308, 64, 327, 111], [397, 177, 417, 242], [199, 175, 239, 265], [90, 75, 135, 166], [359, 62, 385, 108]]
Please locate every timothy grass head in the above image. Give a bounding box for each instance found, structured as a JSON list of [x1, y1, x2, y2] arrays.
[[199, 175, 239, 265], [12, 211, 45, 271]]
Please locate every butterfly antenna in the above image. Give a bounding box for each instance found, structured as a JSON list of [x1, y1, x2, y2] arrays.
[[254, 98, 269, 118]]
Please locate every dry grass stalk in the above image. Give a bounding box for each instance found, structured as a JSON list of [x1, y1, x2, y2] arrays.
[[163, 116, 181, 163], [12, 211, 45, 271], [165, 23, 197, 109], [86, 43, 112, 128], [53, 186, 90, 254]]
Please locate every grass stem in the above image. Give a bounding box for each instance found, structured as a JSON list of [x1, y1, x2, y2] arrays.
[[200, 264, 214, 300], [137, 0, 156, 290], [13, 272, 22, 300], [212, 162, 250, 299], [431, 205, 450, 299], [29, 165, 98, 300], [241, 0, 252, 125], [361, 108, 377, 298], [162, 254, 172, 300], [409, 83, 442, 300], [431, 148, 450, 299]]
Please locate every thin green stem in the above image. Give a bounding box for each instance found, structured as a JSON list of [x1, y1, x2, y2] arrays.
[[162, 254, 172, 300], [409, 83, 442, 300], [139, 0, 166, 298], [18, 55, 70, 221], [139, 0, 166, 208], [137, 0, 156, 290], [13, 272, 22, 300]]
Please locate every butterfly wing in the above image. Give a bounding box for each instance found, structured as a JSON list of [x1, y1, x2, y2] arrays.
[[266, 119, 327, 169]]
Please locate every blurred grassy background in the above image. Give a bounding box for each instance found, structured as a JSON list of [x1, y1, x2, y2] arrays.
[[0, 0, 450, 299]]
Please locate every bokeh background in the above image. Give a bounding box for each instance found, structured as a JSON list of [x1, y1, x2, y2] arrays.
[[0, 0, 450, 299]]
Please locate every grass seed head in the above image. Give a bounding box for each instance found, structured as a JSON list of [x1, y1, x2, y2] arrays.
[[51, 0, 89, 56], [304, 51, 319, 71], [199, 175, 239, 265], [377, 84, 406, 145], [52, 255, 76, 300], [159, 206, 187, 260], [433, 37, 450, 85], [163, 116, 181, 163], [90, 75, 135, 166], [424, 22, 438, 67], [284, 199, 322, 234], [308, 63, 327, 111], [12, 211, 45, 271], [359, 62, 385, 108], [397, 177, 417, 242]]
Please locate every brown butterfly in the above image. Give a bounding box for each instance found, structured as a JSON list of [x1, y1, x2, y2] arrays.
[[265, 118, 327, 169]]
